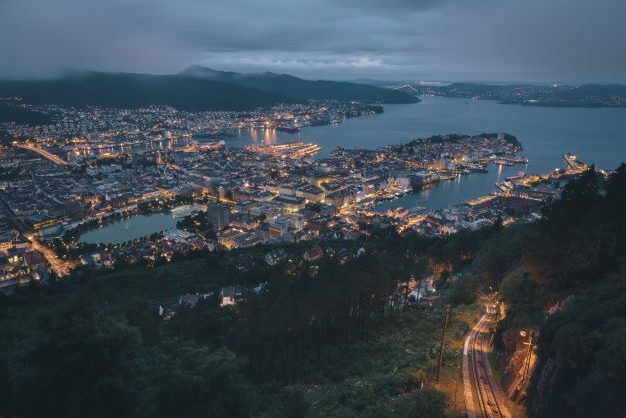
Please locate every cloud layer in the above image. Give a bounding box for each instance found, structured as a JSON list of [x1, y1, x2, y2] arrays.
[[1, 0, 625, 82]]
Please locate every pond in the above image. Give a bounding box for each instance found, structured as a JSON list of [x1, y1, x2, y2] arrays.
[[78, 213, 178, 245]]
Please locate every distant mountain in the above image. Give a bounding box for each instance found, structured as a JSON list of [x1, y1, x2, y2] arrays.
[[0, 71, 300, 111], [348, 78, 408, 87], [558, 83, 626, 99], [178, 66, 420, 104], [412, 82, 626, 107], [0, 68, 420, 111]]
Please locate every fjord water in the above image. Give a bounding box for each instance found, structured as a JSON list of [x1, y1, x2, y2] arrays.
[[230, 96, 626, 210]]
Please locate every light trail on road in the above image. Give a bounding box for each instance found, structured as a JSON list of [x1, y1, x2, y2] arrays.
[[463, 303, 511, 418], [16, 144, 68, 165]]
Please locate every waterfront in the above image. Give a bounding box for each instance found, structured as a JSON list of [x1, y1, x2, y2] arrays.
[[70, 97, 626, 244], [222, 96, 626, 210], [373, 163, 522, 211], [79, 97, 626, 242], [78, 213, 178, 245]]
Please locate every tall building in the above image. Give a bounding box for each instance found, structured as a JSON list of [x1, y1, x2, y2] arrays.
[[207, 203, 230, 230]]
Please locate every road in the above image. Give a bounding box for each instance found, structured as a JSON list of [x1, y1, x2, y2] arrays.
[[16, 144, 68, 165], [463, 302, 511, 418], [25, 233, 76, 277]]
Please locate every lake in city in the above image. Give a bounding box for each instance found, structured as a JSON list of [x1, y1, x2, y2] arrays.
[[78, 213, 178, 245], [84, 96, 626, 243]]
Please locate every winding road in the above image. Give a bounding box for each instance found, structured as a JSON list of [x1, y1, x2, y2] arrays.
[[463, 302, 511, 418]]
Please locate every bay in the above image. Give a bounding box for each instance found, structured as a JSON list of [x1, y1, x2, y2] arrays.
[[221, 96, 626, 210]]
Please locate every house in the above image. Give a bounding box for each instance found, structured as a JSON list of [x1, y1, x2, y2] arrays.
[[158, 305, 176, 320], [265, 248, 287, 266], [255, 223, 271, 241], [220, 286, 242, 307], [80, 251, 114, 268], [179, 292, 214, 308], [336, 247, 352, 263], [303, 245, 324, 262], [23, 250, 48, 271]]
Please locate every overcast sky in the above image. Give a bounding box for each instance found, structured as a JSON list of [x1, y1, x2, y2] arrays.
[[1, 0, 625, 82]]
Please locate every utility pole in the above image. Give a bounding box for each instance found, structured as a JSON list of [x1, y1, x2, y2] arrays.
[[450, 378, 459, 409], [436, 305, 451, 383]]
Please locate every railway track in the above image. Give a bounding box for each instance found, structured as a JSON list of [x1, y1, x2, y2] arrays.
[[464, 304, 510, 418]]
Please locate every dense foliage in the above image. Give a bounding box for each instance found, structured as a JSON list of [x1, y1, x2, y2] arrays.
[[0, 234, 481, 417], [479, 165, 626, 417], [0, 103, 52, 125]]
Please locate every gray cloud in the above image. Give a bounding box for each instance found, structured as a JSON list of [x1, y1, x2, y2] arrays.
[[0, 0, 625, 82]]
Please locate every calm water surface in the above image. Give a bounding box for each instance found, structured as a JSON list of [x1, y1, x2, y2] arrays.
[[79, 213, 177, 245]]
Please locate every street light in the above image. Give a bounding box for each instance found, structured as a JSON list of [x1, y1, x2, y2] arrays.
[[519, 329, 536, 384]]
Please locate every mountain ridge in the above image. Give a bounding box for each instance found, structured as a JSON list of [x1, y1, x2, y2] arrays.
[[177, 65, 420, 104], [0, 71, 300, 111], [0, 67, 420, 111]]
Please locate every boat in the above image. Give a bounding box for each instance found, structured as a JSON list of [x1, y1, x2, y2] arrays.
[[276, 125, 300, 133], [506, 171, 526, 181]]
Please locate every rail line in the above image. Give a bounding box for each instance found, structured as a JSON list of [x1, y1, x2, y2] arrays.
[[464, 304, 510, 418]]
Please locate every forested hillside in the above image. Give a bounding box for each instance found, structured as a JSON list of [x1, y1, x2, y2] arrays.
[[0, 237, 480, 417], [496, 165, 626, 418], [0, 72, 299, 111], [178, 66, 421, 104], [460, 164, 626, 418], [0, 68, 419, 111]]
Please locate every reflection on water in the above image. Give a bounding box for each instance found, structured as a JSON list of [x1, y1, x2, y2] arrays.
[[262, 128, 277, 145], [79, 213, 178, 245], [248, 128, 258, 142], [374, 164, 522, 211], [245, 128, 278, 145]]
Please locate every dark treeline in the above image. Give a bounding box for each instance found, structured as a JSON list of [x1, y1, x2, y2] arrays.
[[521, 166, 626, 418], [226, 255, 402, 383], [478, 165, 626, 418], [0, 223, 490, 417], [0, 103, 52, 126]]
